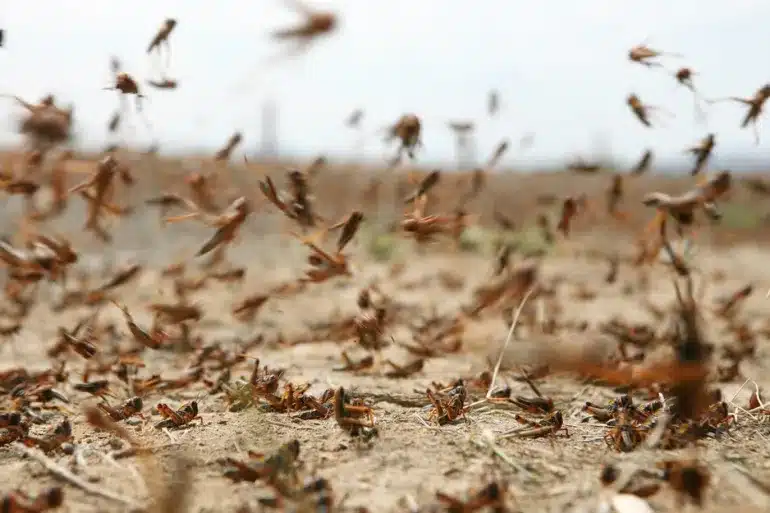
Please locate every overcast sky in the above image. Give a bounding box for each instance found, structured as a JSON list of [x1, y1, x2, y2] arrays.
[[2, 0, 770, 169]]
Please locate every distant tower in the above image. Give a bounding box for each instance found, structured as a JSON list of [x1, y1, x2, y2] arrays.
[[259, 100, 278, 158], [447, 120, 476, 170]]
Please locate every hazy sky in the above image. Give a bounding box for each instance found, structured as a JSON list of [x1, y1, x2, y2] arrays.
[[2, 0, 770, 169]]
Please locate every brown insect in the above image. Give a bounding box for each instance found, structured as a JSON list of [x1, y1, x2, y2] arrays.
[[510, 394, 554, 414], [97, 396, 144, 422], [714, 283, 753, 318], [258, 172, 327, 229], [290, 211, 363, 284], [628, 42, 682, 68], [401, 192, 455, 244], [674, 67, 697, 93], [657, 459, 710, 507], [221, 439, 300, 485], [741, 176, 770, 196], [147, 77, 178, 90], [630, 148, 654, 175], [557, 196, 579, 236], [386, 114, 422, 164], [214, 132, 243, 162], [0, 487, 63, 513], [709, 84, 770, 144], [566, 157, 600, 174], [606, 174, 627, 220], [426, 382, 467, 425], [599, 464, 661, 498], [333, 351, 374, 372], [174, 196, 251, 257], [58, 323, 97, 360], [103, 72, 147, 113], [685, 133, 715, 176], [403, 170, 440, 204], [355, 306, 388, 352], [147, 18, 177, 69], [504, 410, 567, 438], [96, 263, 142, 292], [148, 303, 202, 325], [492, 243, 515, 277], [112, 300, 167, 350], [627, 94, 672, 127], [155, 401, 200, 429], [270, 0, 337, 58], [383, 359, 424, 379], [3, 93, 73, 152], [23, 419, 72, 453], [73, 380, 114, 399], [641, 170, 731, 244], [604, 411, 647, 452], [605, 254, 620, 284], [334, 387, 375, 434], [435, 479, 509, 512], [208, 267, 246, 283], [68, 156, 123, 242], [232, 294, 270, 322]]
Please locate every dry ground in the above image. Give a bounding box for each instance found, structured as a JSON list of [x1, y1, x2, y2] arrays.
[[1, 153, 770, 513]]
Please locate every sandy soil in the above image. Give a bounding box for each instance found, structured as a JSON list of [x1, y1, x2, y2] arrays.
[[1, 154, 770, 513]]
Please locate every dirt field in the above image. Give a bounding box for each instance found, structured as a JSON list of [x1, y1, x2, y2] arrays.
[[2, 152, 770, 513]]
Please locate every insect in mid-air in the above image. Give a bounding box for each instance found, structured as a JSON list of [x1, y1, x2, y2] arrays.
[[708, 84, 770, 145], [269, 0, 338, 60], [147, 18, 177, 71]]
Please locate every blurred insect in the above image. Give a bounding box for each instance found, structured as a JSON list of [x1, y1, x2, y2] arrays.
[[607, 174, 628, 220], [708, 84, 770, 145], [627, 94, 673, 127], [684, 133, 715, 176], [346, 109, 363, 129], [488, 89, 500, 117], [105, 57, 123, 133], [630, 149, 654, 175], [147, 77, 178, 90], [69, 156, 125, 242], [404, 170, 440, 204], [103, 72, 147, 112], [0, 487, 63, 513], [386, 114, 422, 165], [567, 157, 600, 174], [269, 0, 337, 60], [741, 176, 770, 196], [674, 67, 708, 123], [435, 479, 509, 512], [557, 196, 579, 236], [214, 132, 243, 162], [657, 459, 710, 507], [503, 410, 567, 438], [147, 18, 177, 71], [486, 139, 509, 168], [290, 211, 363, 283], [73, 380, 115, 399], [641, 170, 731, 239], [628, 41, 682, 68], [221, 439, 300, 484], [112, 300, 167, 350], [97, 396, 143, 422]]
